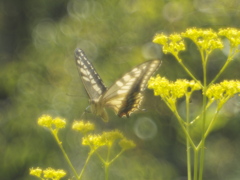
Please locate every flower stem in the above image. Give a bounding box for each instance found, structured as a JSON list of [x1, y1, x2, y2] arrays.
[[79, 150, 94, 179], [193, 149, 199, 180], [208, 51, 235, 87], [186, 95, 192, 180], [175, 56, 202, 88], [51, 130, 79, 179], [198, 49, 208, 180]]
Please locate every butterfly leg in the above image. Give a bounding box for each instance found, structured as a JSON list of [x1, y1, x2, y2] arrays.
[[80, 106, 91, 119]]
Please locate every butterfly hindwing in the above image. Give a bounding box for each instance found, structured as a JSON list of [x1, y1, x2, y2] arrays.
[[101, 60, 161, 117], [75, 48, 107, 100]]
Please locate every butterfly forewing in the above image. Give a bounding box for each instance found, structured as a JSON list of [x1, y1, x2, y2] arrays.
[[101, 60, 161, 117], [75, 48, 107, 100]]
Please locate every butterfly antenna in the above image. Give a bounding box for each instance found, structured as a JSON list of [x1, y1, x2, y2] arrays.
[[65, 93, 89, 100]]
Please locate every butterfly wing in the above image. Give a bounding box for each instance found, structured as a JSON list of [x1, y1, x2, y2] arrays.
[[75, 48, 107, 100], [101, 60, 161, 117]]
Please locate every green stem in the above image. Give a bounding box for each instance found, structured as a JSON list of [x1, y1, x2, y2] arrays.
[[173, 108, 196, 149], [163, 99, 196, 148], [208, 51, 235, 87], [198, 50, 208, 180], [79, 150, 94, 179], [186, 94, 192, 180], [51, 130, 79, 179], [196, 108, 221, 149], [193, 149, 199, 180], [105, 163, 109, 180], [198, 96, 206, 180], [109, 150, 124, 164], [105, 145, 112, 180], [190, 99, 214, 125], [175, 56, 202, 88]]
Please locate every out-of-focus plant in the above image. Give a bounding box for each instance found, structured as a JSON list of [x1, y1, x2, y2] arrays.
[[148, 28, 240, 180], [30, 115, 135, 180]]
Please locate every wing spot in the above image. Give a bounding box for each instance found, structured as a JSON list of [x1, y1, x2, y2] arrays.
[[77, 60, 82, 64], [83, 76, 90, 81], [116, 81, 123, 86], [91, 79, 96, 84], [132, 68, 139, 72], [117, 89, 128, 94], [123, 75, 131, 81], [80, 68, 87, 75], [92, 84, 100, 91]]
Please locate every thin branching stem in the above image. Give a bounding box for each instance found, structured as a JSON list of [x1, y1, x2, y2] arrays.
[[51, 130, 79, 179], [186, 94, 192, 180]]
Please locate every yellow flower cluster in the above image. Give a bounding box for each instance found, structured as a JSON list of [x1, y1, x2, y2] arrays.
[[30, 167, 66, 180], [82, 134, 105, 150], [72, 120, 95, 134], [29, 167, 42, 177], [82, 130, 135, 151], [148, 75, 202, 106], [182, 28, 223, 53], [153, 28, 240, 57], [153, 33, 185, 56], [206, 80, 240, 108], [119, 138, 136, 150], [38, 115, 66, 130], [218, 28, 240, 48]]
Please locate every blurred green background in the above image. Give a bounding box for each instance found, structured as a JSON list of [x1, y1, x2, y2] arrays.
[[1, 0, 240, 179]]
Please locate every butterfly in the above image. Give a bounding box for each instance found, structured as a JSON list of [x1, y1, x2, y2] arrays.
[[75, 48, 161, 122]]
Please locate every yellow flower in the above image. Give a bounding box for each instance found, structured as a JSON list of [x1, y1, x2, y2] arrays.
[[43, 168, 66, 180], [148, 75, 202, 106], [206, 80, 240, 108], [82, 130, 124, 149], [153, 33, 185, 56], [52, 117, 66, 129], [218, 28, 240, 49], [29, 167, 42, 177], [38, 114, 53, 128], [37, 115, 66, 130], [101, 130, 123, 147], [182, 28, 223, 53], [82, 134, 105, 150], [153, 33, 168, 45], [72, 120, 95, 134], [119, 138, 136, 150]]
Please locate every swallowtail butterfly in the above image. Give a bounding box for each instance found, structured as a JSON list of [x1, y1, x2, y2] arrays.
[[75, 48, 161, 122]]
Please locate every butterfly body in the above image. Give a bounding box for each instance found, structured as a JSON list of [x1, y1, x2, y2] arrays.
[[75, 48, 161, 121]]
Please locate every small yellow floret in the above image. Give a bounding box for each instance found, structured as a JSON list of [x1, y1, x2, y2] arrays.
[[206, 80, 240, 108], [38, 114, 53, 128], [52, 117, 66, 129], [29, 167, 42, 177], [119, 138, 136, 150], [148, 75, 202, 106], [72, 120, 95, 134], [43, 168, 66, 179], [101, 130, 124, 147], [182, 28, 223, 53], [153, 33, 185, 55], [218, 28, 240, 48]]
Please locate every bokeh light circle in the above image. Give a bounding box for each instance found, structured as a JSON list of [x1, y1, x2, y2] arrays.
[[134, 117, 158, 140]]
